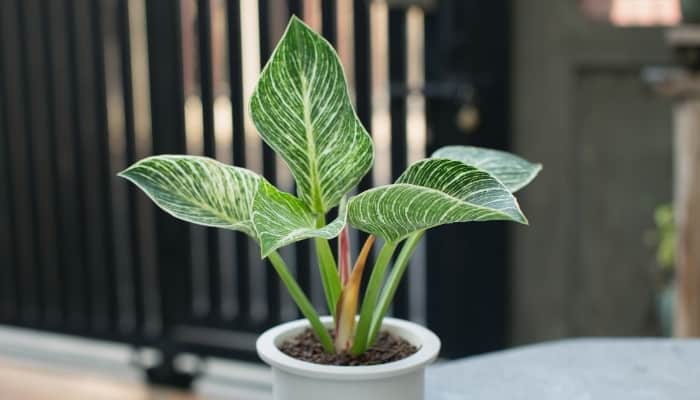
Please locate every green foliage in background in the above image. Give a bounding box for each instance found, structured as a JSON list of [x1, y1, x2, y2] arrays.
[[654, 204, 675, 272]]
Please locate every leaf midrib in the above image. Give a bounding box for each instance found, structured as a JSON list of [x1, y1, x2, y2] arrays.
[[300, 71, 323, 214]]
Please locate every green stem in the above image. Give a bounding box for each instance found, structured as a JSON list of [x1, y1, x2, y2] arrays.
[[350, 240, 399, 355], [367, 230, 425, 346], [313, 214, 341, 317], [268, 251, 334, 353], [314, 238, 341, 317]]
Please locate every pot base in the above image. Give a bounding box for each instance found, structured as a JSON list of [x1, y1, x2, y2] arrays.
[[273, 368, 425, 400]]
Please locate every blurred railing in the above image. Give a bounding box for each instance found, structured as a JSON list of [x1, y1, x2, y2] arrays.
[[0, 0, 511, 386]]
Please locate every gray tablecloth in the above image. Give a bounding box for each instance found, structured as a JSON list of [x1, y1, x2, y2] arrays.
[[426, 338, 700, 399]]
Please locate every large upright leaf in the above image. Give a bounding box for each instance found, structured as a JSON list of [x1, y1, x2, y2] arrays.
[[252, 180, 346, 257], [250, 16, 373, 214], [432, 146, 541, 192], [119, 155, 260, 237], [347, 159, 526, 242]]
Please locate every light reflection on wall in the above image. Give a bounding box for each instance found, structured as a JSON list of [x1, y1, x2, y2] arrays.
[[337, 0, 355, 101], [581, 0, 681, 26], [406, 6, 425, 165], [371, 1, 392, 187], [405, 5, 426, 325]]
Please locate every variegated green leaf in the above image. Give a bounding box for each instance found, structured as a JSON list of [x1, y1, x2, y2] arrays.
[[432, 146, 542, 192], [253, 179, 346, 257], [119, 155, 260, 237], [250, 16, 373, 214], [347, 159, 526, 242]]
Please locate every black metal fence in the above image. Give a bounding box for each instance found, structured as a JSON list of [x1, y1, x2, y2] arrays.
[[0, 0, 510, 386]]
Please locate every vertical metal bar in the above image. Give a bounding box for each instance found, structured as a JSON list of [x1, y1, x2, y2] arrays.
[[0, 135, 14, 321], [47, 0, 88, 330], [99, 0, 127, 334], [15, 0, 43, 324], [69, 0, 112, 333], [18, 0, 62, 327], [353, 1, 373, 170], [353, 0, 374, 288], [67, 0, 94, 331], [226, 0, 251, 323], [388, 9, 409, 319], [197, 0, 223, 323], [128, 0, 161, 339], [38, 0, 68, 327], [0, 15, 17, 320], [257, 0, 272, 83], [145, 0, 192, 327], [144, 0, 194, 385], [117, 0, 142, 335], [353, 0, 373, 178], [258, 0, 281, 324], [91, 0, 119, 335], [321, 0, 336, 45], [2, 0, 40, 323], [288, 0, 302, 16]]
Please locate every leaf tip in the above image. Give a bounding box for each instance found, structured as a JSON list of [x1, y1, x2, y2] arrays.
[[531, 162, 543, 178], [287, 14, 309, 32], [519, 214, 530, 226], [117, 164, 137, 180], [513, 203, 529, 226]]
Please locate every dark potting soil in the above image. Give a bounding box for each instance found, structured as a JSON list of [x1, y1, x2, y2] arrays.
[[279, 328, 418, 366]]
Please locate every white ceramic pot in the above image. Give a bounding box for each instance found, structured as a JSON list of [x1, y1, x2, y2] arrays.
[[256, 316, 440, 400]]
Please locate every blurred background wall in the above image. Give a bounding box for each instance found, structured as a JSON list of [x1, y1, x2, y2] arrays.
[[512, 0, 675, 343]]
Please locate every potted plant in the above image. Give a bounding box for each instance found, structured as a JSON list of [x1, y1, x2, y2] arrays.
[[120, 16, 540, 400]]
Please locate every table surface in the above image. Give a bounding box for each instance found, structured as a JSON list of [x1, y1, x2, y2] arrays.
[[2, 338, 698, 399], [426, 338, 700, 400]]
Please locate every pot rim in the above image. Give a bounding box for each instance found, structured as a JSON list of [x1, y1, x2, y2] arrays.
[[256, 316, 440, 381]]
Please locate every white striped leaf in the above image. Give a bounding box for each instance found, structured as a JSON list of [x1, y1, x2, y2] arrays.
[[250, 16, 373, 214], [118, 155, 260, 237], [432, 146, 542, 192], [252, 180, 346, 257], [347, 159, 527, 242]]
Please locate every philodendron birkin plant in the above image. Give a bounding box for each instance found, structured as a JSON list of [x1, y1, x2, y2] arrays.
[[120, 17, 540, 359]]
